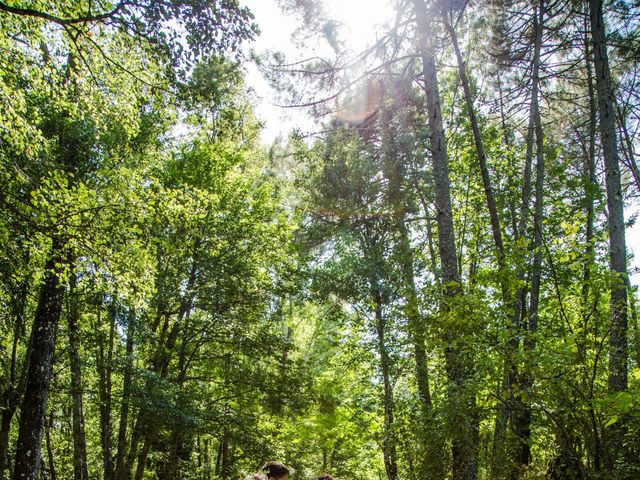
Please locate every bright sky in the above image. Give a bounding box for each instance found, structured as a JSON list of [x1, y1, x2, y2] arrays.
[[240, 0, 639, 289], [241, 0, 394, 143]]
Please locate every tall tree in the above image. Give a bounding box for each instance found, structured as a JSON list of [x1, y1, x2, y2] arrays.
[[412, 1, 478, 478], [589, 0, 630, 466]]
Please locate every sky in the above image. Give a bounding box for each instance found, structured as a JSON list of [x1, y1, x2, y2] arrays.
[[239, 0, 639, 287], [241, 0, 394, 143]]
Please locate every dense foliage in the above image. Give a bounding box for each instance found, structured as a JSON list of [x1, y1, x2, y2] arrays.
[[0, 1, 639, 480]]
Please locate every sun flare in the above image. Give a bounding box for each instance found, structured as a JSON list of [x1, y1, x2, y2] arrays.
[[324, 0, 394, 51]]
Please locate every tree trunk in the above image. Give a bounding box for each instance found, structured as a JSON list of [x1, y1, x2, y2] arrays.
[[412, 1, 477, 479], [67, 271, 89, 480], [202, 437, 211, 480], [115, 313, 135, 480], [511, 3, 545, 476], [133, 439, 150, 480], [123, 415, 144, 480], [514, 61, 545, 473], [444, 11, 506, 277], [220, 433, 231, 480], [12, 238, 66, 480], [0, 268, 30, 480], [580, 23, 603, 472], [589, 0, 629, 467], [615, 103, 640, 193], [370, 268, 398, 480], [96, 301, 116, 480], [0, 413, 12, 480]]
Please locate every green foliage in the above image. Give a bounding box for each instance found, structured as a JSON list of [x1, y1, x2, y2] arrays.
[[1, 1, 640, 480]]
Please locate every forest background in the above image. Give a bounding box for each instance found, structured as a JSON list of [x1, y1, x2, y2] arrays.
[[0, 1, 639, 480]]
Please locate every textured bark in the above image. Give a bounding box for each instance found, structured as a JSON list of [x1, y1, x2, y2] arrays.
[[68, 272, 89, 480], [123, 415, 143, 480], [0, 413, 11, 480], [166, 312, 194, 480], [590, 0, 629, 466], [12, 239, 65, 480], [514, 66, 545, 472], [590, 0, 629, 396], [412, 2, 460, 290], [202, 437, 212, 480], [412, 1, 477, 479]]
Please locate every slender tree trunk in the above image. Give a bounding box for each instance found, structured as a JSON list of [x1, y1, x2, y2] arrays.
[[580, 24, 603, 472], [0, 412, 12, 480], [628, 284, 640, 369], [589, 0, 629, 467], [220, 433, 231, 480], [398, 219, 432, 408], [0, 269, 30, 480], [413, 182, 439, 278], [203, 438, 211, 480], [515, 60, 545, 474], [444, 12, 506, 277], [510, 3, 545, 476], [615, 103, 640, 192], [115, 313, 135, 480], [214, 438, 222, 477], [370, 268, 398, 480], [166, 316, 193, 480], [412, 1, 477, 478], [96, 301, 116, 480], [12, 238, 66, 480], [67, 271, 89, 480], [125, 251, 199, 480], [492, 67, 518, 475], [123, 415, 144, 480], [133, 440, 150, 480]]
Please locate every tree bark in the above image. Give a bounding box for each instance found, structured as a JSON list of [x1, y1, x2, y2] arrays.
[[220, 433, 231, 480], [44, 412, 56, 480], [67, 271, 89, 480], [115, 312, 135, 480], [12, 238, 66, 480], [134, 439, 150, 480], [580, 23, 603, 472], [96, 301, 116, 480], [511, 3, 545, 476], [370, 267, 398, 480], [590, 0, 629, 466], [444, 11, 506, 278], [412, 1, 477, 479]]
